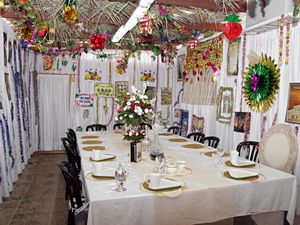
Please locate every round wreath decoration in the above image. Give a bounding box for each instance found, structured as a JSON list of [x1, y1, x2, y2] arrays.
[[244, 54, 280, 113]]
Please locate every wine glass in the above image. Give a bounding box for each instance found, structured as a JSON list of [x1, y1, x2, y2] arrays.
[[155, 152, 165, 173], [216, 148, 225, 169]]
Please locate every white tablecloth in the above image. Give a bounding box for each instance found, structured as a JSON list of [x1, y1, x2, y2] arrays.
[[76, 131, 297, 225]]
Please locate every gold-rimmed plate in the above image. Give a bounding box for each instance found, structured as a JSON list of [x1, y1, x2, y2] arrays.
[[89, 154, 116, 162], [224, 160, 256, 168], [203, 151, 230, 157]]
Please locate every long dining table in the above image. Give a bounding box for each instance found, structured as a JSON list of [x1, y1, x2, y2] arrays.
[[76, 131, 297, 225]]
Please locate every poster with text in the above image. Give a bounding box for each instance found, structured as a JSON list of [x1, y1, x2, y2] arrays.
[[75, 94, 94, 107], [95, 83, 114, 97], [286, 83, 300, 124]]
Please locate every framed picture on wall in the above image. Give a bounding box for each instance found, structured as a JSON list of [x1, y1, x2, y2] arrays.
[[227, 38, 240, 76], [285, 83, 300, 124], [191, 114, 204, 133], [95, 83, 114, 97], [115, 81, 129, 98], [216, 87, 234, 124], [177, 54, 186, 81], [161, 87, 172, 105], [234, 112, 251, 133]]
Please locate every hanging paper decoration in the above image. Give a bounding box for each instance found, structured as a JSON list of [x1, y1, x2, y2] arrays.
[[90, 34, 110, 50], [223, 14, 243, 41], [63, 0, 78, 23], [43, 55, 54, 70], [140, 70, 155, 82], [85, 69, 101, 81], [184, 36, 223, 73], [188, 38, 198, 49], [95, 83, 114, 97], [244, 54, 280, 112], [115, 81, 129, 98], [161, 45, 177, 65], [116, 53, 131, 75], [139, 12, 154, 36], [75, 93, 94, 107]]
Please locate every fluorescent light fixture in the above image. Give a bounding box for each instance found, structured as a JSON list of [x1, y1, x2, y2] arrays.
[[112, 26, 128, 43], [112, 0, 155, 43]]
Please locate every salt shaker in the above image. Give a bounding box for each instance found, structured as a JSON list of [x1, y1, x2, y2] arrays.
[[115, 163, 128, 192]]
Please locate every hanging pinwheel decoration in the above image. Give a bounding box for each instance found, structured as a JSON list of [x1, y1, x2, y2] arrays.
[[63, 0, 78, 23], [244, 54, 280, 112]]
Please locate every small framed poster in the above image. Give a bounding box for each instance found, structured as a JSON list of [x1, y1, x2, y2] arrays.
[[234, 112, 251, 133], [177, 54, 186, 81], [161, 87, 172, 105], [95, 83, 114, 97], [286, 83, 300, 124], [216, 87, 234, 123], [227, 38, 240, 76]]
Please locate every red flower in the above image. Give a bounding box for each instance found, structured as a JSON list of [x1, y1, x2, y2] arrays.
[[117, 107, 124, 113]]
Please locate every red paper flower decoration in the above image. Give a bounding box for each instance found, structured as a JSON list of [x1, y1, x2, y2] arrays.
[[223, 14, 243, 41], [90, 34, 110, 50]]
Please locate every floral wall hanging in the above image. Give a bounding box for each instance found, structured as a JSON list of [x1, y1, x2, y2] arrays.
[[115, 81, 129, 98], [85, 69, 101, 81], [43, 55, 54, 70], [244, 54, 280, 112], [140, 70, 155, 82]]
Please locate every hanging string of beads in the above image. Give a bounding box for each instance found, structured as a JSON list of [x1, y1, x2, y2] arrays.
[[279, 15, 284, 66], [285, 17, 291, 65]]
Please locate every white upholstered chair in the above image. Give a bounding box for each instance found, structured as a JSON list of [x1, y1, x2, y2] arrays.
[[259, 124, 298, 174]]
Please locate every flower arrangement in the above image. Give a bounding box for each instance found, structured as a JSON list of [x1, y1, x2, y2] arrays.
[[85, 69, 101, 81], [115, 85, 155, 141], [141, 70, 155, 82]]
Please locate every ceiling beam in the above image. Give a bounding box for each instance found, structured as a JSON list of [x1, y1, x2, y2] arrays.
[[156, 0, 247, 12]]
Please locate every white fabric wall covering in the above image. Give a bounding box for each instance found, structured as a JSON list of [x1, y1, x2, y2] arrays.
[[0, 18, 38, 203], [37, 50, 177, 150]]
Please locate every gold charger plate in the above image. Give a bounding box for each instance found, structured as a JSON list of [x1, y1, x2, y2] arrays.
[[203, 151, 230, 157], [159, 133, 173, 136], [81, 136, 100, 139], [86, 172, 114, 181], [224, 160, 256, 168], [223, 171, 260, 182], [89, 154, 116, 162], [82, 146, 106, 151], [183, 144, 205, 149], [168, 138, 188, 143], [82, 140, 103, 145], [140, 179, 186, 198]]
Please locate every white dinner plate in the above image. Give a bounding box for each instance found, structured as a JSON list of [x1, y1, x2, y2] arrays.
[[148, 178, 184, 191], [230, 158, 256, 167], [228, 169, 258, 179], [92, 168, 115, 178]]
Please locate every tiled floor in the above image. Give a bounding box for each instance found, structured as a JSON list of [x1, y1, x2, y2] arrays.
[[0, 152, 299, 225], [0, 152, 68, 225]]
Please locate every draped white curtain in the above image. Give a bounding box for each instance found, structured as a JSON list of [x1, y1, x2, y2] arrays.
[[0, 18, 38, 203]]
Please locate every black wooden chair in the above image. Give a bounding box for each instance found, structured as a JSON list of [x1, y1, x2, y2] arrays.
[[113, 123, 124, 130], [187, 132, 205, 143], [167, 126, 180, 134], [236, 141, 260, 162], [58, 161, 88, 225], [61, 138, 81, 177], [200, 136, 220, 148], [140, 122, 152, 130], [66, 128, 77, 145], [86, 124, 107, 131]]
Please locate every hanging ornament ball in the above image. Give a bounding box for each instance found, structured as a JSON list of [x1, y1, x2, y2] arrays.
[[223, 14, 243, 41]]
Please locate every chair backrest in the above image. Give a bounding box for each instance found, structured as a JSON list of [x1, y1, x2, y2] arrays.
[[113, 123, 124, 130], [259, 124, 298, 173], [200, 136, 220, 148], [236, 141, 259, 162], [86, 124, 107, 131], [58, 161, 83, 209], [187, 132, 205, 143], [167, 126, 180, 134], [61, 138, 81, 176], [140, 122, 152, 130], [67, 128, 77, 145]]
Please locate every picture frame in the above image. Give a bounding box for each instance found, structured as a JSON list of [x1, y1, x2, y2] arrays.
[[115, 81, 129, 98], [285, 83, 300, 124], [227, 38, 240, 76], [161, 87, 172, 105], [234, 112, 251, 133], [95, 83, 114, 97], [145, 86, 156, 100], [177, 54, 186, 81], [216, 87, 234, 124], [191, 114, 204, 133], [75, 93, 94, 107]]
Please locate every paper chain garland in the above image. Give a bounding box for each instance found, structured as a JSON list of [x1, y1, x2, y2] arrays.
[[244, 54, 280, 113]]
